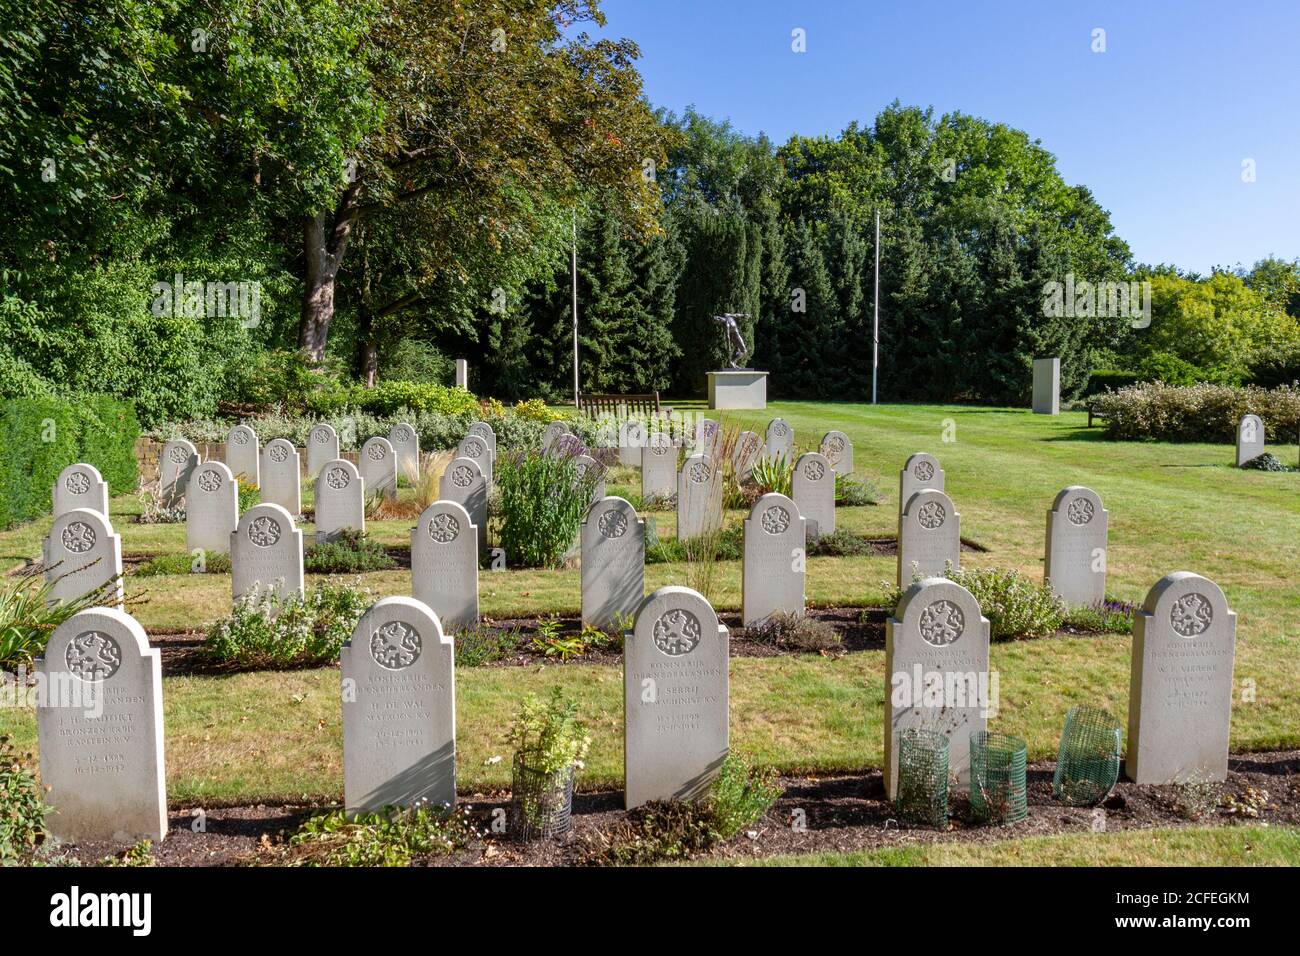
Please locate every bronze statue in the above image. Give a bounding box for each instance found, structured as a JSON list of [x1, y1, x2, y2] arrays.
[[713, 313, 751, 369]]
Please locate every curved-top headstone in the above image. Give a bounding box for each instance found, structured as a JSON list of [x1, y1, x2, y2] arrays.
[[457, 432, 494, 485], [581, 496, 644, 630], [308, 423, 340, 480], [574, 453, 605, 504], [897, 488, 961, 587], [624, 586, 729, 809], [314, 458, 365, 545], [618, 418, 647, 467], [821, 430, 854, 475], [885, 577, 991, 798], [439, 457, 488, 553], [677, 454, 720, 541], [742, 492, 806, 627], [1045, 486, 1108, 606], [360, 436, 397, 500], [1236, 413, 1265, 467], [1127, 572, 1237, 784], [692, 417, 721, 458], [231, 502, 304, 604], [549, 433, 583, 459], [467, 420, 497, 456], [37, 607, 167, 843], [732, 430, 763, 478], [792, 451, 835, 540], [225, 424, 259, 487], [899, 452, 944, 518], [260, 438, 301, 515], [412, 500, 479, 630], [540, 421, 571, 454], [159, 438, 199, 508], [342, 596, 455, 814], [764, 418, 794, 464], [54, 463, 109, 519], [44, 508, 122, 608], [389, 422, 420, 482], [641, 433, 676, 499], [187, 460, 238, 555]]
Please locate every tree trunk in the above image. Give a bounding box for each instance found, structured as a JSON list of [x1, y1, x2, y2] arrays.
[[298, 184, 362, 363]]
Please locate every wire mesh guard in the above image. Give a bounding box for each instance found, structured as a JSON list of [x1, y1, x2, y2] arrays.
[[509, 751, 576, 841], [896, 729, 950, 828], [969, 731, 1028, 825], [1053, 706, 1122, 806]]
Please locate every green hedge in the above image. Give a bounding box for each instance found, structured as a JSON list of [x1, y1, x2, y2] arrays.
[[304, 380, 479, 417], [1090, 382, 1300, 444], [0, 393, 140, 529]]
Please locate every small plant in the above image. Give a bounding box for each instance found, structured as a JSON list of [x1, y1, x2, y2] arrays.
[[303, 529, 396, 574], [137, 488, 185, 524], [414, 450, 454, 509], [203, 581, 370, 668], [750, 455, 792, 497], [100, 840, 155, 867], [281, 802, 477, 866], [235, 478, 260, 512], [0, 734, 46, 863], [1242, 452, 1297, 472], [1171, 775, 1223, 821], [747, 612, 842, 653], [1064, 599, 1138, 635], [135, 552, 232, 577], [704, 751, 784, 840], [807, 528, 878, 557], [454, 625, 520, 666], [496, 452, 596, 568], [507, 688, 592, 840], [946, 566, 1066, 640], [0, 571, 120, 670], [835, 473, 880, 506]]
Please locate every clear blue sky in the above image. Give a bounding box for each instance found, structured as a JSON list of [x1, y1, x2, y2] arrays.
[[584, 0, 1300, 274]]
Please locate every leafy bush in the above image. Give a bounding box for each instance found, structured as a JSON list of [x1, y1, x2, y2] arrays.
[[1064, 599, 1137, 635], [1242, 452, 1297, 473], [807, 528, 878, 557], [705, 751, 784, 840], [203, 582, 370, 668], [135, 552, 232, 576], [236, 477, 260, 512], [495, 452, 597, 568], [945, 566, 1066, 640], [645, 525, 743, 564], [505, 687, 591, 775], [747, 612, 841, 652], [304, 380, 478, 418], [750, 455, 792, 497], [1091, 382, 1300, 443], [228, 349, 339, 410], [303, 529, 396, 573], [453, 625, 521, 667], [281, 803, 476, 867], [835, 473, 880, 506], [1135, 350, 1214, 387], [0, 734, 46, 863]]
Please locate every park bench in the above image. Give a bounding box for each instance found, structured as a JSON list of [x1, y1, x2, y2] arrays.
[[577, 391, 661, 420]]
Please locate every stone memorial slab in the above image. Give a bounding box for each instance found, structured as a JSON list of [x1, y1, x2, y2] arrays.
[[624, 586, 729, 809], [225, 425, 259, 487], [1032, 357, 1060, 415], [792, 451, 835, 540], [455, 358, 468, 389], [1236, 414, 1265, 467], [342, 596, 455, 814], [541, 421, 571, 454], [260, 438, 301, 515], [389, 422, 420, 483], [899, 452, 944, 519], [439, 456, 488, 554], [732, 430, 763, 478], [764, 418, 794, 464], [677, 454, 721, 541], [360, 436, 397, 500], [159, 438, 199, 508], [581, 496, 644, 630], [707, 369, 768, 410], [742, 493, 806, 627], [467, 420, 497, 458], [574, 453, 605, 504], [231, 503, 304, 603], [690, 418, 721, 458], [314, 459, 365, 545], [307, 423, 340, 480], [641, 434, 677, 499], [412, 500, 479, 631], [44, 509, 123, 608], [619, 418, 648, 467], [54, 463, 109, 519], [821, 430, 854, 475], [897, 489, 961, 586], [186, 461, 238, 555], [1045, 486, 1108, 606], [37, 607, 166, 843], [1127, 572, 1236, 784], [457, 433, 494, 485], [549, 433, 583, 459]]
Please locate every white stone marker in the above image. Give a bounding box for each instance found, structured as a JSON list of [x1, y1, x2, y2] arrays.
[[677, 454, 720, 541], [821, 430, 854, 475], [732, 430, 763, 478], [455, 358, 468, 389], [641, 433, 677, 499], [186, 460, 238, 555], [412, 500, 479, 631], [314, 459, 365, 545], [1127, 572, 1237, 784], [549, 433, 583, 459], [439, 457, 488, 553], [260, 438, 301, 515], [581, 496, 644, 630], [54, 463, 109, 519], [389, 422, 420, 482], [457, 432, 494, 486], [360, 436, 397, 500], [467, 420, 497, 458], [884, 577, 990, 798], [44, 509, 123, 608], [225, 424, 259, 487], [307, 423, 340, 480], [742, 493, 806, 627], [764, 418, 794, 463], [899, 452, 945, 518], [692, 418, 721, 458], [159, 438, 199, 507], [1045, 486, 1108, 606], [541, 421, 571, 454], [37, 607, 167, 843], [574, 453, 605, 504], [1032, 357, 1061, 415], [792, 451, 835, 540], [1236, 414, 1265, 467], [615, 418, 644, 467], [231, 502, 304, 603], [342, 596, 456, 814], [897, 489, 961, 586], [624, 586, 729, 809]]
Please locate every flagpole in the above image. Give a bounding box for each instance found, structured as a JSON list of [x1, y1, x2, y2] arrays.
[[572, 209, 579, 406], [872, 208, 880, 404]]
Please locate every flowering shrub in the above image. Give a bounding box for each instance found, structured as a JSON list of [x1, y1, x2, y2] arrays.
[[1091, 382, 1300, 443], [203, 581, 370, 668]]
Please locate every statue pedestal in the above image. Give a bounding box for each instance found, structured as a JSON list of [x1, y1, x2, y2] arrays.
[[707, 370, 768, 410]]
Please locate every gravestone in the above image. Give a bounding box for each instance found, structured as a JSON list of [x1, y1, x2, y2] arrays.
[[1032, 357, 1060, 415], [884, 577, 991, 798], [1236, 414, 1265, 467], [641, 434, 677, 499], [581, 496, 644, 630], [624, 586, 729, 809], [676, 454, 720, 541], [389, 422, 420, 482], [1127, 572, 1237, 784], [1045, 486, 1108, 606], [36, 607, 167, 843], [439, 457, 488, 553], [360, 436, 397, 500], [412, 500, 479, 631], [159, 438, 199, 508], [541, 421, 571, 454], [455, 358, 468, 389], [231, 503, 304, 603], [314, 459, 365, 545], [574, 453, 605, 504], [764, 418, 794, 464], [260, 438, 302, 515], [821, 430, 854, 475], [791, 451, 835, 540], [732, 430, 763, 479], [619, 418, 648, 467], [899, 452, 945, 518], [897, 489, 961, 586], [307, 423, 340, 480], [225, 424, 259, 487], [692, 418, 721, 458], [44, 509, 123, 608], [549, 433, 583, 459], [341, 596, 456, 814], [457, 433, 494, 486], [742, 493, 806, 627], [54, 463, 109, 519], [467, 420, 497, 458], [186, 460, 238, 556]]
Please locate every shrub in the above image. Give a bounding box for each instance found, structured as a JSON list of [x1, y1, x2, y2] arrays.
[[807, 528, 878, 557], [835, 473, 880, 506], [946, 566, 1066, 640], [0, 734, 46, 863], [1064, 599, 1137, 635], [1091, 382, 1300, 443], [135, 552, 232, 576], [505, 687, 591, 775], [750, 455, 792, 497], [705, 751, 784, 840], [1135, 350, 1213, 387], [495, 452, 597, 568], [281, 803, 476, 867], [236, 477, 260, 512], [747, 612, 841, 653], [454, 625, 521, 667], [303, 529, 396, 574], [203, 581, 370, 668], [1242, 452, 1296, 473], [304, 380, 478, 418]]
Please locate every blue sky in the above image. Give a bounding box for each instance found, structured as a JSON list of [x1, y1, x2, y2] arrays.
[[583, 0, 1300, 274]]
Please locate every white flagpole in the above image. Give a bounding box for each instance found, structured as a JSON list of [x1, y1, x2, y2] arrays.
[[872, 208, 880, 404], [572, 209, 579, 406]]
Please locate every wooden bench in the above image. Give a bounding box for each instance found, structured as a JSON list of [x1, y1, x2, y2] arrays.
[[577, 392, 661, 420]]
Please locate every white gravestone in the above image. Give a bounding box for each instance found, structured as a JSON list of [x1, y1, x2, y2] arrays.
[[624, 586, 729, 809], [455, 358, 468, 389], [641, 434, 677, 499], [885, 577, 990, 798], [1236, 414, 1265, 467], [1045, 486, 1108, 606], [1127, 572, 1237, 784], [389, 422, 420, 483], [360, 436, 397, 500], [467, 420, 497, 458], [412, 500, 479, 631], [44, 509, 122, 608], [225, 424, 259, 487], [574, 453, 605, 504], [37, 607, 167, 843], [342, 596, 456, 814], [792, 451, 835, 540], [541, 421, 571, 454], [307, 423, 340, 480], [581, 496, 644, 630], [899, 452, 945, 519], [692, 418, 721, 458], [186, 460, 238, 556], [732, 430, 763, 479], [457, 433, 494, 486], [159, 438, 199, 508], [549, 433, 583, 459], [742, 493, 806, 627], [439, 457, 488, 554], [677, 454, 721, 541], [1032, 357, 1060, 415], [314, 459, 365, 545], [231, 502, 304, 603], [764, 418, 794, 464], [619, 418, 647, 467], [54, 463, 109, 519], [821, 430, 854, 475], [897, 488, 961, 587], [260, 438, 302, 516]]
